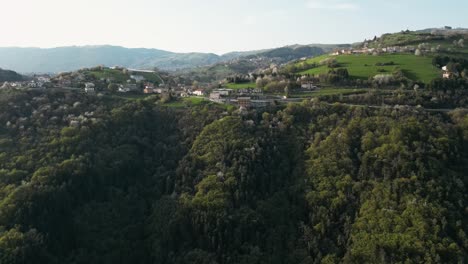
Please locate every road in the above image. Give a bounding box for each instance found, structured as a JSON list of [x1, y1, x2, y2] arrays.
[[28, 87, 467, 113]]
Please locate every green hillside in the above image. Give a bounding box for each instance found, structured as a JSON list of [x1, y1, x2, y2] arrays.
[[297, 54, 440, 83], [86, 68, 163, 84]]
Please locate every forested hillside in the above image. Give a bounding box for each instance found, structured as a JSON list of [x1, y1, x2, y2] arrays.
[[0, 68, 23, 82], [0, 89, 467, 263]]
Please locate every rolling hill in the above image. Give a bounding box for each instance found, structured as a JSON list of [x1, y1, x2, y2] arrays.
[[0, 44, 339, 74]]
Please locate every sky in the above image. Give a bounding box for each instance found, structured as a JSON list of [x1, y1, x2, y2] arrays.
[[1, 0, 468, 54]]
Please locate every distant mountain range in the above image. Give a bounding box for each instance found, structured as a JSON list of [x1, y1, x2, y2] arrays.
[[0, 44, 347, 73]]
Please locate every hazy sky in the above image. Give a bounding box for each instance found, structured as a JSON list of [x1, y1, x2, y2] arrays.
[[1, 0, 467, 54]]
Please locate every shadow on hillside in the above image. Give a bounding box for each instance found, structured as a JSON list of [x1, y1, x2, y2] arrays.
[[401, 69, 418, 81]]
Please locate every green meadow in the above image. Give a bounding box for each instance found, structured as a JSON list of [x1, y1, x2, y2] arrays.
[[297, 54, 440, 83]]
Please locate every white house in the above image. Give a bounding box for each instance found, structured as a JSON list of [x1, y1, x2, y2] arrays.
[[84, 83, 95, 93], [192, 89, 205, 96]]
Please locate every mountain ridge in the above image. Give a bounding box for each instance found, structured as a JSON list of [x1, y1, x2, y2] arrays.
[[0, 44, 344, 73]]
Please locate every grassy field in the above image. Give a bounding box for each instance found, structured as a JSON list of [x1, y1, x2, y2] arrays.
[[297, 54, 440, 83], [291, 88, 367, 98], [225, 82, 257, 89]]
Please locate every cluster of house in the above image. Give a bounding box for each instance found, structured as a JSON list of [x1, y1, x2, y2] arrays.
[[209, 88, 272, 108], [142, 83, 207, 97], [28, 76, 51, 88], [331, 46, 417, 56], [1, 82, 25, 89], [1, 76, 52, 89], [81, 82, 142, 94]]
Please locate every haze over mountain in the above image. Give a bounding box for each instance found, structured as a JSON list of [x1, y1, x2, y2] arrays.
[[0, 44, 343, 73], [0, 46, 217, 73]]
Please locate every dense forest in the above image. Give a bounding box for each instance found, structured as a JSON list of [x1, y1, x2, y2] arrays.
[[0, 89, 467, 263]]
